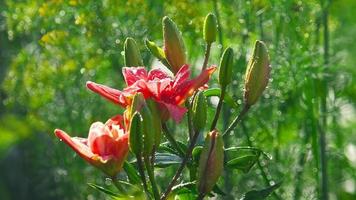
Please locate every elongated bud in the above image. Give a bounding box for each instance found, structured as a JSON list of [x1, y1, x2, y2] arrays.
[[129, 112, 143, 156], [130, 92, 145, 116], [197, 130, 224, 195], [218, 47, 234, 90], [244, 40, 270, 106], [141, 105, 154, 156], [145, 39, 171, 68], [203, 13, 217, 44], [124, 37, 143, 67], [192, 91, 207, 132], [146, 99, 162, 146], [163, 16, 186, 74]]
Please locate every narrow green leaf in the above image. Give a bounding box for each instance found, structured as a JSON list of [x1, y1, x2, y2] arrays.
[[240, 182, 282, 200], [88, 183, 122, 198], [154, 153, 182, 168], [123, 161, 140, 184], [226, 154, 259, 173]]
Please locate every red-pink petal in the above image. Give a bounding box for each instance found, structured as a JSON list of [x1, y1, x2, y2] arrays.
[[145, 78, 171, 100], [86, 81, 128, 107], [173, 64, 190, 88], [88, 122, 111, 152], [162, 103, 187, 123], [174, 65, 216, 105], [122, 67, 148, 86], [148, 68, 171, 80], [54, 129, 94, 161], [90, 135, 119, 158]]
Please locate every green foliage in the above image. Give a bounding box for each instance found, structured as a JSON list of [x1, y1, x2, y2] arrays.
[[0, 0, 356, 199]]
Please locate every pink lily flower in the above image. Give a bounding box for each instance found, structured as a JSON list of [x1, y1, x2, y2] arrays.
[[86, 64, 216, 123], [54, 115, 129, 177]]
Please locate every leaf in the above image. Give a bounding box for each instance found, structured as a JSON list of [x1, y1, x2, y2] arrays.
[[240, 182, 283, 200], [203, 88, 238, 109], [88, 183, 122, 199], [225, 147, 263, 173], [123, 161, 140, 184], [158, 142, 183, 156], [227, 154, 259, 173], [154, 153, 182, 168], [174, 187, 197, 200]]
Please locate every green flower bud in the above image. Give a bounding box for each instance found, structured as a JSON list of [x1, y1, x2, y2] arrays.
[[218, 47, 234, 90], [162, 16, 186, 74], [129, 112, 143, 156], [197, 130, 224, 195], [146, 99, 162, 146], [130, 93, 145, 115], [140, 104, 155, 156], [144, 39, 171, 68], [244, 40, 270, 106], [124, 37, 143, 67], [203, 13, 217, 44], [192, 91, 207, 132]]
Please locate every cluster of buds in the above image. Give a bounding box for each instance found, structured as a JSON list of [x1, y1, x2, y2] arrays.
[[53, 13, 271, 199]]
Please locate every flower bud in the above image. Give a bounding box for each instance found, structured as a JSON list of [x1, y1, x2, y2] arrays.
[[163, 16, 186, 74], [130, 92, 145, 116], [145, 39, 171, 68], [124, 37, 143, 67], [140, 104, 154, 156], [192, 91, 207, 132], [197, 130, 224, 195], [129, 112, 143, 156], [203, 13, 217, 44], [146, 99, 162, 146], [244, 40, 270, 106], [218, 47, 234, 90]]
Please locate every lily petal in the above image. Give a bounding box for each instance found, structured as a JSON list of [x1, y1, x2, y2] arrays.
[[174, 65, 216, 105], [86, 81, 128, 107], [54, 129, 95, 162], [122, 67, 148, 86], [162, 103, 187, 123]]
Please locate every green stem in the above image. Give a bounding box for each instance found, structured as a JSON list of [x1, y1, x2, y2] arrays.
[[186, 101, 194, 140], [319, 1, 329, 199], [136, 154, 151, 198], [202, 43, 212, 71], [160, 130, 200, 200], [222, 105, 250, 138], [145, 156, 160, 200], [162, 123, 185, 157], [210, 88, 226, 131]]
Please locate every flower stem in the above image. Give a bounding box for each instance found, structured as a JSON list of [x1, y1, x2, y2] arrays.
[[136, 154, 151, 198], [319, 1, 330, 199], [210, 88, 225, 131], [162, 123, 185, 157], [202, 43, 212, 71], [144, 155, 160, 200], [160, 130, 200, 200], [222, 105, 250, 138]]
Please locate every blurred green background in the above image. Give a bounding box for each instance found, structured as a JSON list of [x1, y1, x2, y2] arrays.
[[0, 0, 355, 199]]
